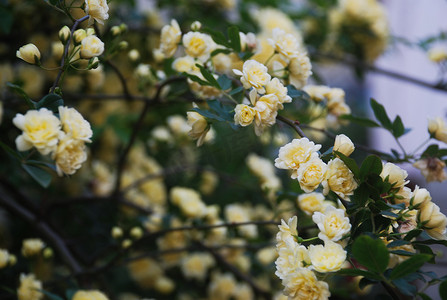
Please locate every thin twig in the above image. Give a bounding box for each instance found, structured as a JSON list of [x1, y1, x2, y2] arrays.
[[50, 15, 89, 93], [277, 115, 307, 138], [104, 60, 132, 101]]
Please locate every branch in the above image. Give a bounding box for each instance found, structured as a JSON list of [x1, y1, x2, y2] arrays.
[[104, 60, 132, 101], [50, 15, 89, 93], [277, 115, 308, 138], [310, 50, 447, 93], [0, 187, 82, 273]]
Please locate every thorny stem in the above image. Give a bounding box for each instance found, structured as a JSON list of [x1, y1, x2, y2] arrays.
[[50, 15, 89, 93]]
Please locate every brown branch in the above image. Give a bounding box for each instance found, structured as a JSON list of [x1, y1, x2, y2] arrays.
[[104, 60, 132, 101], [277, 115, 308, 138], [310, 50, 447, 93], [50, 15, 89, 93], [0, 187, 82, 273]]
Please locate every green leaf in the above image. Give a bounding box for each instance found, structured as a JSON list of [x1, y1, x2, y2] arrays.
[[392, 115, 405, 138], [418, 293, 432, 300], [352, 183, 369, 206], [389, 254, 432, 280], [6, 82, 35, 108], [287, 85, 310, 101], [337, 268, 382, 281], [0, 6, 13, 34], [359, 155, 383, 181], [339, 114, 380, 128], [352, 235, 389, 274], [440, 280, 447, 300], [196, 64, 220, 89], [22, 164, 52, 188], [210, 48, 232, 57], [0, 141, 22, 161], [202, 28, 230, 47], [192, 108, 225, 122], [386, 240, 410, 248], [334, 151, 359, 178], [217, 74, 232, 91], [422, 144, 439, 157], [404, 229, 423, 241], [228, 86, 243, 95], [370, 98, 392, 130], [228, 25, 241, 52], [35, 94, 64, 114], [66, 289, 78, 300], [392, 278, 417, 296], [183, 72, 212, 86]]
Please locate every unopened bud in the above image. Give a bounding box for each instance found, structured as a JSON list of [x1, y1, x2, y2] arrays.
[[119, 23, 128, 33], [191, 21, 201, 31], [122, 239, 132, 249], [43, 248, 53, 259], [118, 41, 129, 51], [86, 28, 96, 36], [8, 254, 16, 266], [59, 26, 70, 44], [111, 226, 123, 239], [16, 43, 41, 65], [130, 227, 144, 240], [88, 57, 100, 69], [73, 29, 87, 44], [111, 26, 121, 36], [128, 49, 140, 61]]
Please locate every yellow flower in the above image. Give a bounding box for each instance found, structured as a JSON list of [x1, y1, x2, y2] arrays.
[[309, 240, 346, 273], [160, 19, 182, 58], [312, 205, 351, 242], [187, 106, 210, 147], [254, 94, 279, 131], [411, 186, 431, 207], [380, 162, 409, 188], [428, 117, 447, 143], [303, 85, 331, 102], [265, 78, 292, 109], [208, 273, 237, 300], [85, 0, 109, 25], [17, 273, 43, 300], [428, 46, 447, 63], [233, 60, 271, 93], [13, 108, 61, 155], [59, 106, 92, 142], [333, 134, 355, 156], [154, 276, 175, 294], [234, 104, 256, 126], [275, 137, 321, 177], [282, 268, 330, 300], [80, 36, 104, 59], [72, 290, 109, 300], [289, 53, 312, 89], [297, 157, 327, 193], [298, 192, 326, 216], [419, 201, 447, 240], [172, 56, 196, 73], [22, 238, 45, 257], [275, 241, 310, 280], [182, 32, 215, 61], [170, 187, 207, 218], [268, 28, 300, 60], [181, 253, 215, 281], [52, 135, 88, 176], [323, 158, 358, 199], [16, 43, 41, 65], [413, 157, 447, 183]]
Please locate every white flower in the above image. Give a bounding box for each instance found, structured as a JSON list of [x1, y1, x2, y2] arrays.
[[275, 242, 310, 280], [428, 117, 447, 143], [181, 253, 215, 281], [297, 192, 326, 216], [234, 104, 256, 127], [85, 0, 109, 25], [187, 105, 210, 147], [380, 162, 409, 188], [282, 268, 330, 300], [275, 138, 321, 178], [170, 187, 207, 218], [59, 106, 92, 142], [322, 158, 357, 199], [265, 78, 292, 109], [160, 20, 182, 57], [22, 238, 45, 257], [182, 32, 215, 61], [308, 240, 346, 273], [297, 156, 327, 193], [276, 216, 298, 250], [233, 60, 271, 93], [80, 36, 104, 59], [312, 205, 351, 242], [268, 28, 300, 60], [13, 108, 61, 155], [52, 135, 88, 176], [289, 53, 312, 89], [333, 134, 355, 157], [17, 273, 43, 300]]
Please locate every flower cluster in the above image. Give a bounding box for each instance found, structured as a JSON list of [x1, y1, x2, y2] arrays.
[[13, 106, 92, 176], [275, 135, 357, 199]]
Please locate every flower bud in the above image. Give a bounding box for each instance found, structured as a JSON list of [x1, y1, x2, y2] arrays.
[[128, 49, 140, 61], [333, 134, 355, 157], [411, 186, 431, 207], [130, 227, 144, 240], [111, 26, 121, 36], [118, 41, 128, 51], [16, 43, 41, 65], [73, 29, 87, 44], [111, 226, 123, 239], [59, 26, 71, 44], [122, 239, 132, 249], [8, 254, 16, 266], [86, 28, 96, 36], [153, 48, 165, 62], [428, 117, 447, 143], [419, 201, 447, 239], [190, 21, 202, 31], [43, 248, 53, 259], [119, 23, 128, 33], [88, 57, 100, 69]]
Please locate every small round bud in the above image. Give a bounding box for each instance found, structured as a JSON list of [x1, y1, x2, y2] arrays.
[[128, 49, 140, 61], [190, 21, 202, 31], [111, 26, 121, 36], [122, 239, 132, 249], [73, 29, 87, 44], [86, 28, 96, 36], [43, 248, 53, 259], [130, 227, 144, 240], [16, 43, 41, 65], [111, 226, 123, 239], [118, 41, 129, 51], [8, 254, 16, 266], [119, 23, 128, 33], [59, 26, 71, 44], [153, 48, 165, 62]]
